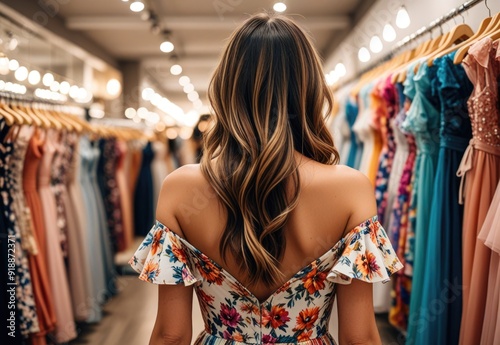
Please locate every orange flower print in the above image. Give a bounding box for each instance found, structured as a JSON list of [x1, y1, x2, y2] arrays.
[[232, 333, 244, 341], [151, 230, 163, 255], [229, 281, 251, 298], [302, 264, 327, 294], [369, 221, 380, 245], [195, 255, 224, 285], [261, 305, 290, 329], [198, 289, 215, 305], [139, 260, 160, 282], [170, 235, 188, 263], [355, 251, 382, 280], [275, 281, 291, 294], [240, 302, 259, 315], [297, 330, 313, 341], [293, 306, 319, 331]]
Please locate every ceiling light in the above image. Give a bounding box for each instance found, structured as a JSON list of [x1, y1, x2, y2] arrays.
[[69, 85, 79, 98], [0, 56, 9, 75], [106, 78, 121, 96], [179, 76, 190, 86], [155, 122, 166, 132], [170, 64, 182, 75], [137, 107, 149, 119], [396, 5, 410, 29], [335, 63, 346, 77], [28, 70, 41, 85], [142, 87, 155, 101], [50, 81, 60, 92], [358, 47, 371, 62], [130, 0, 144, 12], [369, 35, 383, 53], [59, 81, 70, 94], [125, 108, 136, 119], [383, 23, 397, 42], [160, 40, 174, 53], [188, 91, 199, 101], [183, 83, 194, 93], [14, 66, 28, 81], [42, 72, 54, 86], [8, 59, 19, 71], [273, 2, 287, 12], [121, 0, 129, 2], [8, 38, 18, 51], [325, 73, 334, 86]]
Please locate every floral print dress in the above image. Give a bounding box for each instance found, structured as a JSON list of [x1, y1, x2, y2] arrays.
[[130, 216, 403, 344]]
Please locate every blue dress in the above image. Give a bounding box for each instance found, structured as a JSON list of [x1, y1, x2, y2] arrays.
[[345, 97, 360, 168], [405, 62, 441, 344], [134, 142, 155, 236], [416, 52, 473, 345]]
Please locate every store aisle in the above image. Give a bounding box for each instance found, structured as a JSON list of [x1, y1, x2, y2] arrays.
[[70, 275, 402, 345]]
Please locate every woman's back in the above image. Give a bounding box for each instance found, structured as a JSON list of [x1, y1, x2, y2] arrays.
[[130, 157, 402, 344], [129, 12, 402, 345]]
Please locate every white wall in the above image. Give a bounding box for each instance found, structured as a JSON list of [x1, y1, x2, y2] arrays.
[[325, 0, 500, 79]]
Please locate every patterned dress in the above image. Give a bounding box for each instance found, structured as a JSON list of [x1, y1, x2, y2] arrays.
[[130, 216, 403, 344]]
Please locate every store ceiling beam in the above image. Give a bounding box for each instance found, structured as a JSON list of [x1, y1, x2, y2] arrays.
[[66, 16, 351, 31]]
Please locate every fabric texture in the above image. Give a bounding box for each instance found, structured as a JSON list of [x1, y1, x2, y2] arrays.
[[130, 216, 402, 344]]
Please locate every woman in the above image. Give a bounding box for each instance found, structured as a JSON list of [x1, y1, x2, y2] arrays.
[[130, 13, 403, 345]]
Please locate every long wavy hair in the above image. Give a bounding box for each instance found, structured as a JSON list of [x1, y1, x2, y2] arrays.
[[200, 13, 339, 286]]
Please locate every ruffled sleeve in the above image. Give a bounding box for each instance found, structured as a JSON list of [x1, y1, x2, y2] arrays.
[[327, 216, 403, 285], [128, 221, 198, 286]]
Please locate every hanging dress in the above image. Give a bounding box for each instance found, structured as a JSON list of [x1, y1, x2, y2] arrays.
[[79, 136, 105, 322], [416, 51, 473, 345], [478, 180, 500, 345], [458, 37, 500, 345], [115, 140, 134, 251], [90, 141, 116, 298], [134, 141, 155, 236], [405, 62, 441, 345], [23, 131, 57, 345], [353, 83, 376, 177], [66, 133, 94, 321], [388, 72, 417, 333], [345, 97, 360, 168], [37, 129, 76, 342]]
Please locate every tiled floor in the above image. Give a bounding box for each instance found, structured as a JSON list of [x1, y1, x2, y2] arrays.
[[71, 275, 404, 345]]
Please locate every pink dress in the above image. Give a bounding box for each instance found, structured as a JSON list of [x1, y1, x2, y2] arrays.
[[478, 180, 500, 345], [37, 130, 76, 342], [458, 37, 500, 345]]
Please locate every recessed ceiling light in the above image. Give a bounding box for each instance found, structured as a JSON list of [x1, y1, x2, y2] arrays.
[[28, 70, 41, 85], [130, 0, 144, 12], [183, 83, 195, 93], [14, 66, 28, 81], [160, 41, 174, 53], [170, 64, 182, 75], [42, 72, 54, 86], [369, 35, 383, 53], [179, 76, 190, 86], [383, 23, 397, 42], [396, 6, 411, 29], [273, 2, 287, 12], [358, 47, 371, 62]]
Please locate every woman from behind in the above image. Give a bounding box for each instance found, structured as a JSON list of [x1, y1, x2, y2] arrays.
[[130, 12, 403, 345]]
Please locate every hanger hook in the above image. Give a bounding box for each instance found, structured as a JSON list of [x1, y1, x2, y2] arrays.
[[460, 12, 465, 24], [485, 0, 492, 17]]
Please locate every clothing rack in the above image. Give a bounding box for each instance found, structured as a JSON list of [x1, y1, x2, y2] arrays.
[[334, 0, 486, 90]]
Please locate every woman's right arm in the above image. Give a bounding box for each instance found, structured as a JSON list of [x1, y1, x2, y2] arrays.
[[336, 169, 382, 345]]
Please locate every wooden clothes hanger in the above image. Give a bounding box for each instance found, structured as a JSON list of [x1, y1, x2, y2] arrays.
[[426, 23, 475, 66], [34, 103, 63, 131], [10, 101, 41, 127], [454, 11, 500, 63], [2, 98, 33, 126], [0, 98, 24, 126], [430, 16, 492, 65], [22, 103, 52, 129]]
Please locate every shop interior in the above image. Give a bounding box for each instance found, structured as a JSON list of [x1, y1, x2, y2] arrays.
[[1, 0, 500, 344]]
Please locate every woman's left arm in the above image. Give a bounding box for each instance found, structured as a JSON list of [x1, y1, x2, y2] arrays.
[[149, 284, 194, 345]]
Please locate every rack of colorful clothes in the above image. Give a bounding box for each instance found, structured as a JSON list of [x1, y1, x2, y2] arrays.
[[331, 6, 500, 345], [0, 95, 171, 345]]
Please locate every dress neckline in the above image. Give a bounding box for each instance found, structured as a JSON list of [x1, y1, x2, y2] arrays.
[[159, 216, 378, 304]]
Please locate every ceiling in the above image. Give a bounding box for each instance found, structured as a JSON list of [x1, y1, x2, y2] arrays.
[[55, 0, 373, 112]]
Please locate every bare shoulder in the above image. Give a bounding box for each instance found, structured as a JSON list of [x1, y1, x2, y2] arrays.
[[302, 162, 377, 232], [156, 164, 213, 236]]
